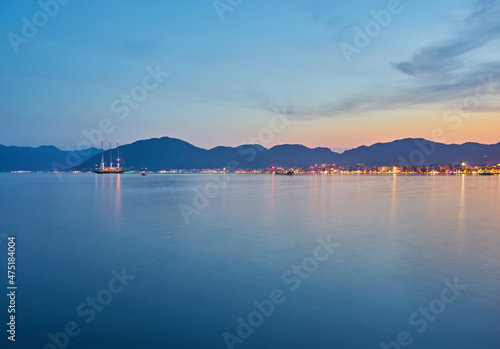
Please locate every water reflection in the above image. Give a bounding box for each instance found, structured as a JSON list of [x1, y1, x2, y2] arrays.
[[355, 173, 360, 209], [94, 174, 122, 219], [391, 174, 397, 230], [459, 174, 466, 223], [269, 172, 275, 216], [116, 174, 122, 215], [320, 174, 327, 210], [3, 173, 500, 349]]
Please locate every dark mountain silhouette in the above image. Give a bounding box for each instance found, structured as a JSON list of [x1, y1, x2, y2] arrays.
[[250, 144, 340, 168], [70, 136, 500, 171], [1, 137, 499, 171], [0, 145, 101, 171], [341, 139, 500, 166]]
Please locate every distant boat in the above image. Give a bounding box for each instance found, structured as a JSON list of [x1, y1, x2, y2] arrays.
[[141, 172, 147, 176], [94, 168, 125, 174], [94, 140, 125, 174], [479, 172, 494, 176], [286, 170, 295, 176]]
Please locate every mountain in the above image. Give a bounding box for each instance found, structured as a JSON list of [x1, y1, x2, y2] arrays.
[[71, 136, 500, 171], [74, 137, 343, 171], [2, 137, 499, 172], [0, 145, 101, 171], [340, 138, 500, 166], [250, 144, 340, 168]]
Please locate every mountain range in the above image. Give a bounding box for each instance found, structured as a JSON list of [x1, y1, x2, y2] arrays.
[[0, 145, 101, 171], [75, 137, 500, 170], [1, 137, 500, 172]]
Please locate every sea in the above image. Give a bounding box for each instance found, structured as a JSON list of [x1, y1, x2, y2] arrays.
[[0, 173, 499, 349]]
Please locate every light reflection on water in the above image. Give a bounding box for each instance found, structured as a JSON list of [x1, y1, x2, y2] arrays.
[[0, 173, 499, 348]]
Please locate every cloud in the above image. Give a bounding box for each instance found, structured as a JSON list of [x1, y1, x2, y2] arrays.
[[299, 0, 356, 37], [253, 0, 500, 120], [392, 0, 500, 79], [300, 0, 337, 22], [254, 62, 500, 120], [467, 0, 498, 20]]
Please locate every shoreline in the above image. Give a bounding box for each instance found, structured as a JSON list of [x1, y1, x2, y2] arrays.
[[5, 171, 499, 176]]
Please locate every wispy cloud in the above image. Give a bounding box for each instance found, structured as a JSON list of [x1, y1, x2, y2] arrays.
[[254, 0, 500, 120], [255, 68, 500, 120], [392, 0, 500, 79]]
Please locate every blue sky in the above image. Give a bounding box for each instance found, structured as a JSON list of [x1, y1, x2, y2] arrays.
[[1, 0, 499, 151]]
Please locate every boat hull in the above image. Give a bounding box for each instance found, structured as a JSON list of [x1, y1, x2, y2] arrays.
[[93, 170, 125, 174]]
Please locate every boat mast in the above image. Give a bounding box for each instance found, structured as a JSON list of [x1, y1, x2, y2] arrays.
[[109, 140, 113, 169], [116, 142, 120, 170], [100, 139, 105, 170]]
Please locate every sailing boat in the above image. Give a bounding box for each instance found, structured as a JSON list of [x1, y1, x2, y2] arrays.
[[93, 140, 125, 174]]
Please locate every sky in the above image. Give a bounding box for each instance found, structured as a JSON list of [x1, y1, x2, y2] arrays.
[[0, 0, 499, 151]]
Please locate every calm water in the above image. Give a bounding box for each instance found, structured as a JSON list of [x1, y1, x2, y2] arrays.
[[0, 173, 499, 349]]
